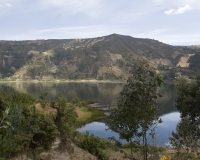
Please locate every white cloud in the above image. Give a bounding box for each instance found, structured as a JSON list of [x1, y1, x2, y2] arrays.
[[164, 9, 175, 15], [0, 0, 12, 8], [153, 0, 200, 7], [4, 25, 110, 40], [40, 0, 98, 8], [176, 5, 191, 14], [0, 0, 13, 16], [37, 0, 104, 17], [0, 0, 26, 15], [164, 5, 191, 15], [0, 0, 200, 45]]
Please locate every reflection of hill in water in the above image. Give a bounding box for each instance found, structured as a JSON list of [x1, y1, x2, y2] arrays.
[[157, 83, 176, 116], [0, 82, 124, 106], [0, 82, 176, 116]]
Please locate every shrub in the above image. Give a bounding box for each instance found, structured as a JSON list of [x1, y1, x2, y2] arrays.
[[81, 131, 109, 160]]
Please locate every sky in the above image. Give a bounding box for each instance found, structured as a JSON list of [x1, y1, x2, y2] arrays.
[[0, 0, 200, 45]]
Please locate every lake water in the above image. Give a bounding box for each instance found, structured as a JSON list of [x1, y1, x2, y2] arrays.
[[0, 82, 180, 146]]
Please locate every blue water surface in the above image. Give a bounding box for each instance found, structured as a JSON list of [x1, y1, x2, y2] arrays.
[[78, 112, 180, 146]]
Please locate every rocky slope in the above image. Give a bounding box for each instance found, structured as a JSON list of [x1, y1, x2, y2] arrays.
[[0, 34, 199, 80], [8, 138, 97, 160]]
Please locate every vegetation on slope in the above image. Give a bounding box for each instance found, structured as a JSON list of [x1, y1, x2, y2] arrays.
[[0, 34, 200, 81], [1, 63, 200, 159], [0, 90, 108, 160]]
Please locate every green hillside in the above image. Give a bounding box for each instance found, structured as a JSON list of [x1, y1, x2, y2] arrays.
[[0, 34, 199, 81]]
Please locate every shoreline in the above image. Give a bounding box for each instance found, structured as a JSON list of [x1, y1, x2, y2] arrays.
[[0, 78, 174, 84], [0, 79, 126, 83]]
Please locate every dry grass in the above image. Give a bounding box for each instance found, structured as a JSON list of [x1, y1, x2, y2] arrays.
[[35, 103, 57, 115], [76, 106, 92, 122]]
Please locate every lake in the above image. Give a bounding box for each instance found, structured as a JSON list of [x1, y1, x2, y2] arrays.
[[0, 82, 180, 146]]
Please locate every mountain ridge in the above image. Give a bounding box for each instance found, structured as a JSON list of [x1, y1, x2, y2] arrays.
[[0, 34, 200, 80]]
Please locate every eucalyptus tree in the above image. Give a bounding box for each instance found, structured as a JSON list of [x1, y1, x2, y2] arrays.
[[175, 74, 200, 123], [39, 91, 48, 108], [51, 93, 77, 153], [170, 117, 199, 154], [170, 74, 200, 156], [106, 63, 163, 160], [53, 93, 77, 137]]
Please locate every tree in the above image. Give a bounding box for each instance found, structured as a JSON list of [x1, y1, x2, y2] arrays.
[[170, 74, 200, 157], [53, 93, 77, 137], [106, 63, 163, 160], [170, 117, 199, 154], [27, 107, 58, 159], [39, 91, 48, 108], [175, 74, 200, 123], [10, 66, 16, 74], [0, 91, 58, 159], [52, 93, 77, 152]]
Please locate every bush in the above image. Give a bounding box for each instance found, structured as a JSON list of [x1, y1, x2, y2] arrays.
[[81, 131, 109, 160], [0, 92, 58, 159]]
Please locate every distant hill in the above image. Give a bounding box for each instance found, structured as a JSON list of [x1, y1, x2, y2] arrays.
[[0, 34, 200, 81]]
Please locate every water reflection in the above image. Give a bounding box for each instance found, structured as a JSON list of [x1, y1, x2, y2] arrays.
[[77, 121, 127, 143], [0, 82, 179, 146], [0, 82, 176, 116], [156, 112, 180, 146], [0, 82, 124, 107], [78, 112, 181, 146], [158, 83, 176, 116]]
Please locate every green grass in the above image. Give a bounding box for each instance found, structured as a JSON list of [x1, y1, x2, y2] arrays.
[[77, 106, 93, 122], [75, 102, 106, 127]]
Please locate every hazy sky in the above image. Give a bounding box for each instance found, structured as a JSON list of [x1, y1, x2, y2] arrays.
[[0, 0, 200, 45]]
